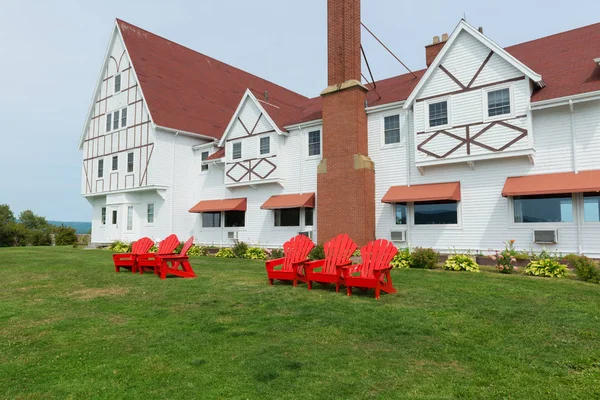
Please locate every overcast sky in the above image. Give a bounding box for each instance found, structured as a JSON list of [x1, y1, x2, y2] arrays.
[[0, 0, 598, 222]]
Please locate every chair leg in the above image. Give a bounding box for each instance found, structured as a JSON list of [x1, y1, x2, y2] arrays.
[[375, 287, 381, 300], [335, 282, 340, 293], [293, 279, 297, 287], [347, 286, 352, 297], [268, 279, 274, 285], [307, 281, 312, 290]]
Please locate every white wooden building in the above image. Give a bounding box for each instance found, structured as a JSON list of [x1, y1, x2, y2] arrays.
[[79, 14, 600, 256]]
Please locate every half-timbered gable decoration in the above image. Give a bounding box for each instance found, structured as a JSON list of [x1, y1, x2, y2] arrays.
[[218, 90, 285, 187], [404, 20, 545, 171]]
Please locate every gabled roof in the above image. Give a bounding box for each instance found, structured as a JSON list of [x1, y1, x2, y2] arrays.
[[403, 20, 544, 109], [117, 19, 308, 139]]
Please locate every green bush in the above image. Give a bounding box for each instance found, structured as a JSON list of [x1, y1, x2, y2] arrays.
[[443, 254, 480, 272], [148, 245, 157, 253], [174, 241, 185, 254], [54, 225, 78, 246], [308, 244, 325, 261], [108, 240, 131, 253], [27, 229, 52, 246], [351, 249, 361, 257], [390, 248, 412, 269], [215, 248, 235, 258], [268, 248, 284, 260], [245, 247, 267, 260], [565, 254, 600, 283], [411, 247, 439, 269], [187, 245, 208, 257], [525, 258, 568, 278], [232, 241, 249, 259]]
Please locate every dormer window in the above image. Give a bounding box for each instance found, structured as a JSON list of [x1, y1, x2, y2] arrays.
[[232, 142, 242, 160], [428, 100, 448, 127], [260, 136, 270, 155], [114, 74, 121, 92], [488, 88, 511, 117]]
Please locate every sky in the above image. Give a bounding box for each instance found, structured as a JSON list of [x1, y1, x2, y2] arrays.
[[0, 0, 598, 222]]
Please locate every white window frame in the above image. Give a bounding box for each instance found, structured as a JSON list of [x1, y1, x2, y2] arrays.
[[508, 194, 576, 228], [127, 152, 134, 173], [306, 129, 322, 159], [146, 203, 155, 225], [258, 135, 271, 156], [112, 155, 118, 171], [232, 141, 242, 160], [98, 159, 104, 178], [121, 107, 128, 128], [273, 208, 301, 228], [201, 212, 222, 229], [410, 201, 462, 229], [582, 193, 600, 224], [126, 206, 133, 231], [482, 83, 515, 122], [114, 73, 121, 93], [113, 110, 120, 131], [100, 207, 107, 226], [380, 112, 403, 148], [200, 151, 209, 172], [424, 97, 451, 132], [106, 112, 112, 133], [392, 203, 408, 226]]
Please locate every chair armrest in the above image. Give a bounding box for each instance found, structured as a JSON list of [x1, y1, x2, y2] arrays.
[[157, 254, 187, 260], [291, 259, 309, 267], [112, 253, 133, 260], [341, 264, 361, 278], [304, 259, 325, 272], [265, 257, 285, 271]]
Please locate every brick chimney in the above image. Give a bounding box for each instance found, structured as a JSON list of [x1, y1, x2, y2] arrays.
[[425, 33, 448, 67], [317, 0, 375, 246]]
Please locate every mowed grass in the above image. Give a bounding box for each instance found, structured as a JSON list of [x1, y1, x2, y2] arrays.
[[1, 247, 600, 399]]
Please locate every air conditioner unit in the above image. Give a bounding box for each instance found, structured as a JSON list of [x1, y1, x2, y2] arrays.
[[298, 230, 313, 240], [533, 230, 558, 244], [227, 231, 238, 240], [390, 230, 407, 243]]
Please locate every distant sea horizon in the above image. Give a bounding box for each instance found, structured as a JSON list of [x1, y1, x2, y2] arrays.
[[48, 221, 92, 234]]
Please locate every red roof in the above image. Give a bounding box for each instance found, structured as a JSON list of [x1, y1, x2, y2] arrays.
[[502, 170, 600, 197], [118, 19, 600, 137], [382, 182, 461, 203], [205, 148, 225, 161], [117, 19, 308, 139]]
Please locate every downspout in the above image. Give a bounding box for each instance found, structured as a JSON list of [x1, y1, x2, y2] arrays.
[[406, 109, 413, 248], [569, 100, 582, 254], [171, 131, 179, 236]]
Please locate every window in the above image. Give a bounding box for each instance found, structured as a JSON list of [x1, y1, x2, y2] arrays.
[[121, 107, 127, 127], [513, 195, 573, 223], [126, 206, 133, 231], [275, 208, 300, 227], [113, 110, 119, 130], [260, 136, 270, 155], [414, 201, 458, 225], [101, 207, 106, 225], [202, 212, 221, 228], [127, 152, 134, 173], [106, 113, 111, 132], [488, 88, 511, 117], [147, 203, 155, 224], [112, 210, 118, 225], [584, 194, 600, 222], [232, 142, 242, 160], [201, 151, 209, 172], [225, 211, 245, 227], [308, 130, 321, 156], [114, 74, 121, 92], [98, 159, 104, 178], [384, 115, 401, 145], [395, 204, 407, 225], [305, 208, 314, 226], [112, 156, 118, 171], [428, 101, 448, 128]]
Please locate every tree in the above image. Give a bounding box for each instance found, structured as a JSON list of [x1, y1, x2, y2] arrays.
[[54, 225, 78, 246], [18, 210, 49, 230], [0, 204, 16, 247]]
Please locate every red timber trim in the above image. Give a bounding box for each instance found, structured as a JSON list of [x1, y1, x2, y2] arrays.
[[234, 112, 276, 140], [109, 172, 119, 191], [417, 76, 525, 103], [225, 155, 277, 183], [468, 51, 494, 88], [417, 114, 527, 134], [438, 65, 466, 90], [82, 161, 92, 193], [417, 117, 528, 159]]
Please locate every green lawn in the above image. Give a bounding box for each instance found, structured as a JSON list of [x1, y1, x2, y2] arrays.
[[1, 247, 599, 399]]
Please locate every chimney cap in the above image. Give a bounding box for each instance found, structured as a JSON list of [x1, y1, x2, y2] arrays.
[[441, 33, 449, 42], [433, 36, 440, 44], [478, 26, 484, 34]]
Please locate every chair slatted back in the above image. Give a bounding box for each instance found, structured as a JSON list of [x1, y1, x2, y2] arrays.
[[358, 239, 398, 278], [322, 234, 358, 274], [282, 235, 315, 272], [158, 234, 180, 255], [179, 237, 195, 256], [132, 237, 154, 255]]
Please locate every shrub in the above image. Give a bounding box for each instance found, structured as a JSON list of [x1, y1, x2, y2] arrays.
[[443, 254, 480, 272], [411, 247, 439, 269], [215, 248, 235, 258], [308, 244, 325, 261], [108, 240, 131, 253], [491, 239, 519, 274], [525, 258, 568, 278], [54, 225, 78, 246], [187, 245, 208, 257], [390, 248, 412, 269], [352, 249, 361, 257], [267, 248, 284, 260], [565, 254, 600, 283], [245, 247, 267, 260], [232, 241, 249, 259], [148, 244, 158, 253], [174, 241, 185, 254], [27, 229, 52, 246]]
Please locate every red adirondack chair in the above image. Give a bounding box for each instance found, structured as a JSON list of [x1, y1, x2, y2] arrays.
[[304, 233, 358, 292], [113, 237, 154, 273], [138, 234, 180, 274], [342, 239, 398, 300], [265, 234, 315, 286], [155, 237, 197, 280]]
